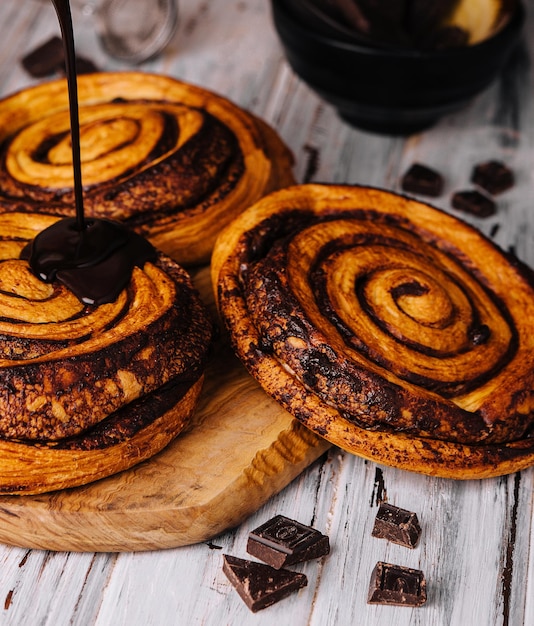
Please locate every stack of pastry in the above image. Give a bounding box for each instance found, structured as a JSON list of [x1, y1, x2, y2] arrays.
[[212, 184, 534, 479], [0, 71, 297, 495], [0, 72, 295, 265], [0, 212, 214, 495]]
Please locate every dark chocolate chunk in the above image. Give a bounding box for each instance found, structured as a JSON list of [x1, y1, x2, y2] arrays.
[[222, 554, 307, 613], [21, 36, 65, 77], [371, 503, 421, 548], [367, 561, 427, 606], [22, 36, 99, 79], [401, 163, 444, 197], [471, 160, 514, 195], [490, 223, 501, 238], [246, 514, 330, 569], [451, 190, 496, 217]]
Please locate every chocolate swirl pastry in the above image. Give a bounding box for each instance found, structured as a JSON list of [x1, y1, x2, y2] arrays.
[[212, 184, 534, 479], [0, 72, 294, 265], [0, 212, 214, 495]]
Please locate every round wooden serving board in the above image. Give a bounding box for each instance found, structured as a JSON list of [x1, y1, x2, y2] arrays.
[[0, 267, 330, 552]]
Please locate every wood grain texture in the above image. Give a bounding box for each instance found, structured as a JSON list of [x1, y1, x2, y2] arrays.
[[0, 0, 533, 624]]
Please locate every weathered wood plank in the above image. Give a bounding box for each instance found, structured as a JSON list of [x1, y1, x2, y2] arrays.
[[0, 0, 533, 624]]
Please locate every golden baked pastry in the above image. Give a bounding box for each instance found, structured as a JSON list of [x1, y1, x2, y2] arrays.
[[0, 212, 214, 494], [212, 184, 534, 479], [0, 72, 295, 265]]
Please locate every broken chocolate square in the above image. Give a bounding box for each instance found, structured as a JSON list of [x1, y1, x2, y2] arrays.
[[367, 561, 427, 606], [22, 36, 65, 77], [471, 160, 514, 195], [451, 190, 496, 217], [222, 554, 307, 612], [21, 36, 99, 78], [246, 514, 330, 569], [401, 163, 444, 197], [372, 502, 421, 548]]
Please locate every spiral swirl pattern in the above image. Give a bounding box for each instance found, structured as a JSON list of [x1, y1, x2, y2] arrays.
[[0, 72, 295, 264], [0, 212, 213, 442], [212, 184, 534, 478]]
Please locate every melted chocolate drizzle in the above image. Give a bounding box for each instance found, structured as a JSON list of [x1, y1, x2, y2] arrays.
[[23, 0, 156, 305], [21, 217, 155, 305]]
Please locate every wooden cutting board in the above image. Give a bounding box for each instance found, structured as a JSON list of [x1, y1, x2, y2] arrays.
[[0, 267, 330, 552]]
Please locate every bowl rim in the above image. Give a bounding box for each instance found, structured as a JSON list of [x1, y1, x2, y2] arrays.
[[271, 0, 525, 60]]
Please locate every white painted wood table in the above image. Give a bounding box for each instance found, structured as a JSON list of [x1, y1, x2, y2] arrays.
[[1, 0, 534, 624]]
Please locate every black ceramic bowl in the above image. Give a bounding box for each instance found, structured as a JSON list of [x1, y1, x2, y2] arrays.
[[271, 0, 525, 134]]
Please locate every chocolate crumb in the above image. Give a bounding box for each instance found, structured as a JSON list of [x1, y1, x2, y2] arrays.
[[4, 589, 13, 611], [490, 223, 501, 238]]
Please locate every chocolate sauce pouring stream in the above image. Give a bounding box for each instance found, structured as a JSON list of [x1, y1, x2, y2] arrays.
[[22, 0, 157, 305], [51, 0, 85, 231]]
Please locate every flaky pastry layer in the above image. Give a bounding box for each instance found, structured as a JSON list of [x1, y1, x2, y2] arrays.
[[0, 375, 204, 495]]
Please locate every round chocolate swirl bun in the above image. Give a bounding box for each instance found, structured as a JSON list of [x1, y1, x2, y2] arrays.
[[0, 72, 294, 265], [0, 213, 214, 495], [212, 184, 534, 479]]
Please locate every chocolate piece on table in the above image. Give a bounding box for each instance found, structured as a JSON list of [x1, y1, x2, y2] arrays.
[[401, 163, 444, 197], [471, 160, 515, 195], [372, 502, 422, 548], [22, 36, 99, 78], [222, 554, 307, 613], [21, 36, 65, 77], [367, 561, 427, 607], [246, 514, 330, 569], [451, 190, 496, 217]]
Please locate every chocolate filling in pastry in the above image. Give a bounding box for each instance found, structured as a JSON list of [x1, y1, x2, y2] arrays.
[[212, 184, 534, 479], [0, 72, 295, 265]]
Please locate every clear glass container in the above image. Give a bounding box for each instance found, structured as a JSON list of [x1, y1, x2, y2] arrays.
[[72, 0, 178, 63]]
